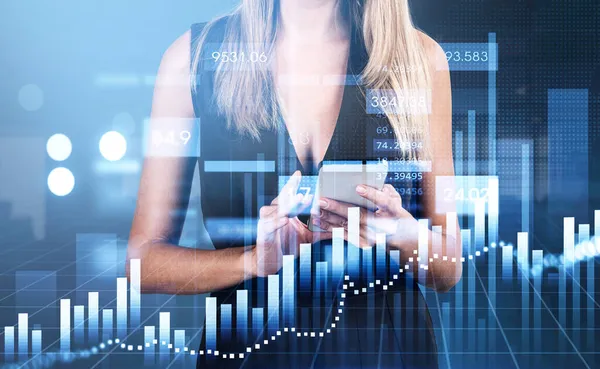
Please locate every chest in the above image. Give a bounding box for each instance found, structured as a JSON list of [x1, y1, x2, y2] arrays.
[[273, 44, 350, 167]]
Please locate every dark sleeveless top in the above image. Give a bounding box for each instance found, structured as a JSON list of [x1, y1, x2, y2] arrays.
[[190, 18, 438, 369]]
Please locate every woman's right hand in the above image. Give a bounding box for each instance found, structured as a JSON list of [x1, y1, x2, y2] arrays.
[[252, 171, 324, 277]]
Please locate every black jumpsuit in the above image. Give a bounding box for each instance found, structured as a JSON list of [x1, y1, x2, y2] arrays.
[[189, 17, 438, 369]]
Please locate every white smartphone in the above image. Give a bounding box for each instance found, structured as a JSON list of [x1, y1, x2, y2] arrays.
[[308, 160, 389, 232]]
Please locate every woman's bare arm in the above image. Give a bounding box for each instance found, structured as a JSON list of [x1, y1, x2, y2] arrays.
[[419, 32, 463, 292], [126, 30, 255, 295]]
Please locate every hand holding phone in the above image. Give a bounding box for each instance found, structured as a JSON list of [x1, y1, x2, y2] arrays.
[[308, 161, 388, 232]]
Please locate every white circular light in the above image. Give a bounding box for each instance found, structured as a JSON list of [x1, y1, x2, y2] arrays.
[[99, 131, 127, 161], [46, 134, 72, 161], [47, 167, 75, 196], [18, 84, 44, 111]]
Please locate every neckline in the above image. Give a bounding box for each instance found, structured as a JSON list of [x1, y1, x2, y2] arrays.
[[278, 31, 362, 175], [280, 74, 350, 174]]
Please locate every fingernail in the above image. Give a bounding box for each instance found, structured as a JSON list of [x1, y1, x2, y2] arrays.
[[319, 199, 328, 208], [356, 185, 367, 194]]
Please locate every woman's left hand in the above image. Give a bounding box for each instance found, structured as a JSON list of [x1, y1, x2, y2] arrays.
[[311, 184, 418, 248]]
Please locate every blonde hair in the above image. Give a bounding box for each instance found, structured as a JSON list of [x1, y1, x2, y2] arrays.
[[191, 0, 432, 160]]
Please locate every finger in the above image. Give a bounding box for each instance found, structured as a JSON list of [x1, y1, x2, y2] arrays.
[[277, 171, 304, 215], [260, 202, 304, 220], [382, 184, 407, 215], [319, 201, 401, 238], [311, 217, 333, 232], [355, 185, 392, 211], [281, 170, 302, 198], [259, 205, 278, 218], [312, 214, 378, 248], [272, 171, 302, 206], [318, 198, 354, 218], [272, 191, 304, 217], [383, 184, 401, 198], [314, 210, 348, 229], [288, 218, 334, 245], [358, 207, 379, 230], [330, 205, 377, 230], [318, 203, 379, 234], [314, 215, 380, 239], [293, 194, 314, 216]]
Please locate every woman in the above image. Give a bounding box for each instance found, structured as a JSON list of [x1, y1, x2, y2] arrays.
[[128, 0, 461, 368]]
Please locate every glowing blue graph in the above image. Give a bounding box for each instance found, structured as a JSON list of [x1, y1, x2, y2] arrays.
[[1, 205, 599, 368]]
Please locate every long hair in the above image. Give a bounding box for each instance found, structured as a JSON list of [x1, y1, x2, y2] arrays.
[[191, 0, 432, 160]]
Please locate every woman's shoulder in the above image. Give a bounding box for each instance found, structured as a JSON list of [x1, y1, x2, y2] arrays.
[[416, 30, 449, 73], [156, 30, 192, 75], [157, 16, 232, 75]]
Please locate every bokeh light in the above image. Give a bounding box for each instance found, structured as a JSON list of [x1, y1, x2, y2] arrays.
[[46, 134, 72, 161], [47, 167, 75, 196], [99, 131, 127, 161]]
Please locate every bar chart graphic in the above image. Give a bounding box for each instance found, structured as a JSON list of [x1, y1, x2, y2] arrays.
[[1, 205, 599, 369], [0, 30, 597, 369]]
